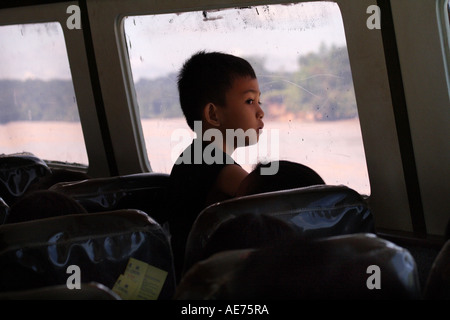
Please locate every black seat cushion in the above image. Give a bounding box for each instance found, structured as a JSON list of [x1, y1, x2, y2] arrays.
[[176, 233, 420, 300], [423, 239, 450, 299], [0, 209, 176, 299], [0, 282, 121, 300], [184, 185, 375, 274], [51, 173, 170, 224], [0, 153, 51, 205]]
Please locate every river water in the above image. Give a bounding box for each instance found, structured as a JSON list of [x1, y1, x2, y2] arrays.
[[0, 117, 370, 195]]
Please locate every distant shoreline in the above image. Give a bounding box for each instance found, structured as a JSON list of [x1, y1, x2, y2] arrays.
[[0, 118, 370, 195]]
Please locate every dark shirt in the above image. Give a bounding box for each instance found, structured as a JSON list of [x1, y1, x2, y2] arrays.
[[167, 138, 238, 281]]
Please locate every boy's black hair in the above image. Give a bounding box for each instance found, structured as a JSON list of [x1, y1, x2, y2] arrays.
[[201, 213, 298, 261], [177, 51, 257, 130], [237, 160, 325, 196]]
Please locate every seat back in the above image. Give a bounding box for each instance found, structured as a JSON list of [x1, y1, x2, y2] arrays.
[[0, 282, 121, 300], [0, 197, 8, 224], [51, 173, 170, 224], [423, 239, 450, 299], [0, 153, 51, 205], [0, 209, 176, 299], [184, 185, 375, 274], [176, 233, 421, 300]]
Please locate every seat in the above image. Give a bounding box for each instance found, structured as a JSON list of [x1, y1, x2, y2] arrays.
[[175, 233, 421, 300], [0, 282, 121, 300], [183, 184, 375, 274], [50, 173, 170, 225], [0, 197, 8, 224], [423, 239, 450, 299], [0, 152, 51, 206], [0, 209, 176, 300]]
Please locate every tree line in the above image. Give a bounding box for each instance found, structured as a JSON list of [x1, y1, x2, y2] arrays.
[[0, 44, 358, 124]]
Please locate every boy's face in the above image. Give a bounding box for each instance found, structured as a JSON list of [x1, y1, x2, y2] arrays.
[[216, 76, 264, 149]]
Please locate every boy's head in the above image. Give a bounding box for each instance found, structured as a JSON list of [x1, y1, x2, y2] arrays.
[[178, 51, 257, 131], [201, 213, 298, 261], [236, 160, 325, 196]]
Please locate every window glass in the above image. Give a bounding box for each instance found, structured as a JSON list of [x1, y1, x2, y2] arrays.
[[0, 22, 88, 165], [124, 2, 370, 195]]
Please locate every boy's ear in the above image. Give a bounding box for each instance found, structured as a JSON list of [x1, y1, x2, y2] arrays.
[[203, 103, 221, 127]]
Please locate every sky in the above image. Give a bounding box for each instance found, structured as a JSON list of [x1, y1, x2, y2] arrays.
[[0, 2, 347, 81]]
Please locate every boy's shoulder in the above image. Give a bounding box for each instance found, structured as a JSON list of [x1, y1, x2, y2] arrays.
[[171, 139, 236, 168]]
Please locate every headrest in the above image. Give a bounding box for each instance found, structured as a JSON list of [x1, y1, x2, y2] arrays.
[[50, 173, 170, 224], [184, 185, 375, 274], [0, 209, 176, 299], [0, 152, 51, 205], [423, 239, 450, 299], [176, 233, 421, 300]]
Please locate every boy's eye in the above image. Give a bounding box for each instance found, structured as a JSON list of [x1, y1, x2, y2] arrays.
[[246, 99, 262, 105]]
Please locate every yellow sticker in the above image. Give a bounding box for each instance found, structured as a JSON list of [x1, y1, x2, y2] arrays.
[[124, 258, 147, 284], [112, 274, 139, 300], [112, 258, 168, 300], [134, 264, 168, 300]]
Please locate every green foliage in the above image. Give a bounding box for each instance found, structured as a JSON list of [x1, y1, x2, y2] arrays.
[[0, 79, 79, 123], [253, 44, 357, 121], [134, 74, 180, 118], [0, 44, 358, 123], [293, 44, 357, 120]]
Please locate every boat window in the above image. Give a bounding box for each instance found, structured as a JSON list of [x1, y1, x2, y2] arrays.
[[448, 0, 450, 23], [447, 0, 450, 47], [123, 1, 370, 195], [0, 22, 88, 166]]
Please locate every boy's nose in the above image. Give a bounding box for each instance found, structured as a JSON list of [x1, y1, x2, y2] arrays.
[[257, 105, 264, 119]]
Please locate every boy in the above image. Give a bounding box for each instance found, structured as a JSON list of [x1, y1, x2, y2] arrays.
[[167, 51, 264, 280]]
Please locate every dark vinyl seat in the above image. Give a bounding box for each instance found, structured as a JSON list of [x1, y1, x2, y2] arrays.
[[0, 197, 8, 224], [0, 282, 121, 300], [50, 173, 171, 225], [183, 184, 375, 274], [423, 239, 450, 299], [0, 209, 176, 300], [176, 233, 421, 300], [0, 152, 51, 206]]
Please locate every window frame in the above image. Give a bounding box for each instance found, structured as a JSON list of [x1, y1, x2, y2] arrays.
[[87, 0, 447, 237], [0, 1, 111, 176], [121, 3, 371, 195], [388, 0, 450, 236]]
